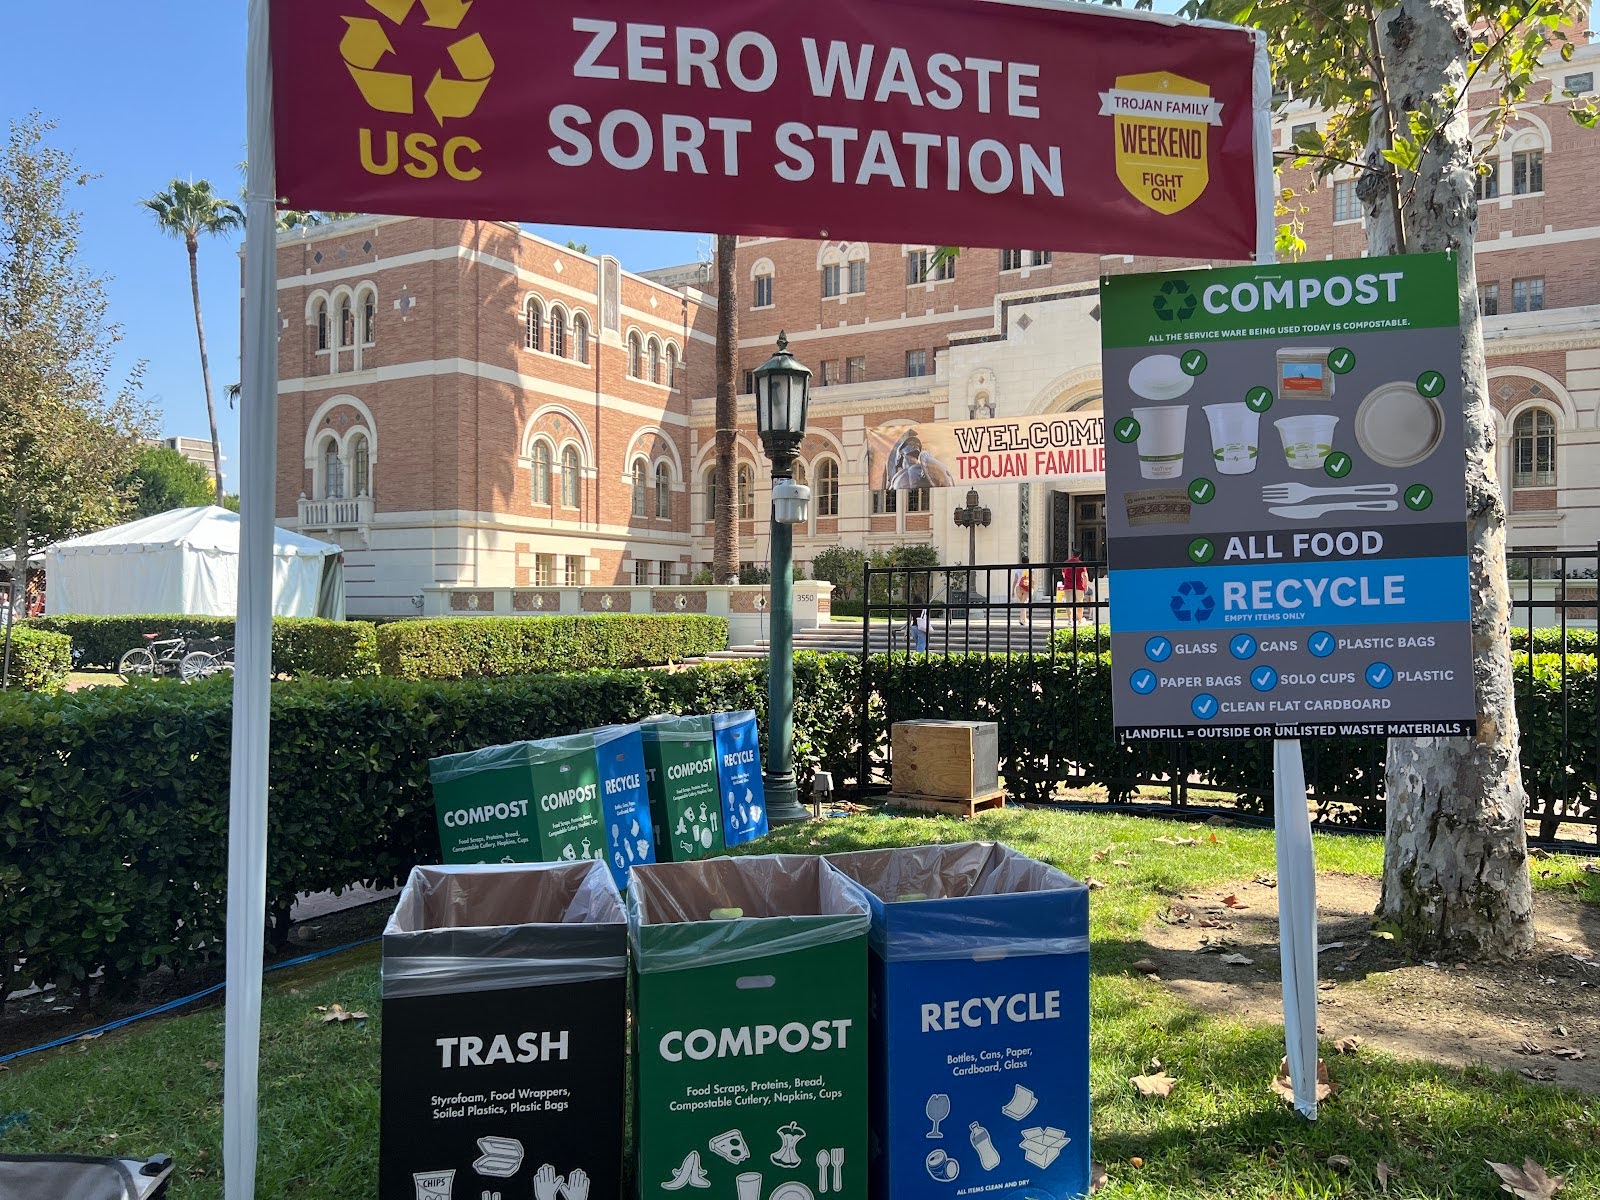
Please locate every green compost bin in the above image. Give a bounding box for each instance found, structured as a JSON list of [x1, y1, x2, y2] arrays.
[[629, 855, 871, 1199], [429, 737, 608, 867], [639, 715, 724, 862]]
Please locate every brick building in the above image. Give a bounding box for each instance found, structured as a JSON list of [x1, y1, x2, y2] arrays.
[[275, 44, 1598, 615]]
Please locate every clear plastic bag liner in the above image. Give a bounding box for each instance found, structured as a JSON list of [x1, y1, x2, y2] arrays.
[[428, 733, 599, 784], [712, 709, 757, 733], [587, 722, 641, 750], [824, 842, 1090, 963], [384, 860, 626, 998], [628, 854, 870, 975], [639, 713, 714, 744]]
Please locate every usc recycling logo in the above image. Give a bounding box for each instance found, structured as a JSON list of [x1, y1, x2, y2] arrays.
[[340, 0, 494, 124], [1099, 72, 1223, 216]]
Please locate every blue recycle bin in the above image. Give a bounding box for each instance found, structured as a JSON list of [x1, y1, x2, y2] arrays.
[[585, 724, 658, 890], [711, 710, 768, 846], [824, 842, 1091, 1200]]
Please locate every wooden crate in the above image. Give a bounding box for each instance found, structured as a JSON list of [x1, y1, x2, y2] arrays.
[[891, 720, 999, 800], [884, 788, 1007, 819]]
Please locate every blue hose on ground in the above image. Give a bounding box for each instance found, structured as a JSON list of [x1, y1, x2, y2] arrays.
[[0, 935, 381, 1068]]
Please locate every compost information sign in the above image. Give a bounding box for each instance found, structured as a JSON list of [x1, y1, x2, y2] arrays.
[[1101, 252, 1474, 740]]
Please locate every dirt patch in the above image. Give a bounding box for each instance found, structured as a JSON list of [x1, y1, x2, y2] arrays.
[[1138, 873, 1600, 1090]]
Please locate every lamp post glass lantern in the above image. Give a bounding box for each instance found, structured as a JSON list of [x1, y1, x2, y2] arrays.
[[753, 332, 813, 825]]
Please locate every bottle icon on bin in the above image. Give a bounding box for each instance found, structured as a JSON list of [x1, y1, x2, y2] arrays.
[[970, 1122, 1000, 1172]]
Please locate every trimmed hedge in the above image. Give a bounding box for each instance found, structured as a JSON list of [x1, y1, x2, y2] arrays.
[[21, 615, 379, 678], [4, 626, 72, 692], [375, 615, 729, 679], [0, 654, 851, 991], [2, 646, 1592, 990]]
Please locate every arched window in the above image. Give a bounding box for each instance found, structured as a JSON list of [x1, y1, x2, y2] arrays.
[[655, 461, 672, 519], [648, 338, 662, 384], [628, 333, 643, 378], [549, 306, 567, 358], [1513, 408, 1557, 487], [632, 458, 648, 517], [666, 345, 679, 391], [817, 458, 840, 517], [753, 269, 774, 309], [531, 441, 552, 504], [562, 445, 581, 507], [737, 464, 754, 520], [361, 291, 376, 345], [525, 299, 543, 352], [573, 313, 590, 364], [704, 467, 719, 521], [315, 301, 329, 351], [339, 298, 355, 347], [321, 436, 345, 499], [350, 433, 371, 497]]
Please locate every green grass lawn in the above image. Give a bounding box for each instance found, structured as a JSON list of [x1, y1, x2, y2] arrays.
[[3, 809, 1597, 1198]]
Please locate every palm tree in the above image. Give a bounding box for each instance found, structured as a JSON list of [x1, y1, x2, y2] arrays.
[[141, 179, 242, 498], [713, 234, 739, 583]]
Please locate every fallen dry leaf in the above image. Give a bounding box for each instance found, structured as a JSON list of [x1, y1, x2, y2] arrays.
[[1530, 848, 1552, 860], [1271, 1056, 1335, 1105], [1550, 1047, 1587, 1061], [1131, 1070, 1177, 1098], [1219, 952, 1255, 966], [1376, 1160, 1396, 1193], [1157, 903, 1195, 925], [1520, 1066, 1558, 1082], [1132, 958, 1161, 975], [1546, 932, 1574, 943], [1318, 979, 1337, 991], [316, 1004, 369, 1024], [1089, 1162, 1109, 1194], [1198, 934, 1241, 953], [1334, 1036, 1363, 1054], [1085, 877, 1107, 890], [1090, 846, 1112, 863], [1153, 836, 1177, 845], [1129, 1156, 1144, 1168], [1148, 1056, 1163, 1072], [1327, 1154, 1353, 1171], [1517, 1039, 1544, 1056], [1208, 832, 1220, 844], [1580, 862, 1600, 876], [1175, 836, 1201, 846], [1254, 874, 1278, 888], [1222, 893, 1249, 909], [1487, 1157, 1565, 1199], [1112, 859, 1133, 868]]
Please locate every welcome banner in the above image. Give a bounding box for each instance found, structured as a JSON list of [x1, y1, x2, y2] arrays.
[[867, 413, 1105, 491], [270, 0, 1270, 258]]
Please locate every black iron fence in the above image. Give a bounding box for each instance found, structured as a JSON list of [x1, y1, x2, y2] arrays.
[[855, 549, 1599, 851]]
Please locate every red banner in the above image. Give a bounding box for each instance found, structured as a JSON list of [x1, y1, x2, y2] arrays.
[[271, 0, 1267, 259]]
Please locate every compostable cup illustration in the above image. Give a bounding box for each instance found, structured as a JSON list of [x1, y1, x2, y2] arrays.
[[1274, 414, 1340, 470], [1203, 403, 1261, 475], [1131, 405, 1188, 479]]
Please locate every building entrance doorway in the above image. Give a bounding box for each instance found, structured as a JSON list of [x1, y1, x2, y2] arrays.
[[1050, 492, 1107, 562]]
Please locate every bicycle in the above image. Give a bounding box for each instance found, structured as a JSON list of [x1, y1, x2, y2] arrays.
[[117, 633, 234, 683]]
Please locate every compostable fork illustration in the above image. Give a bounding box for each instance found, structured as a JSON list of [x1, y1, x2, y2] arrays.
[[1260, 481, 1397, 504]]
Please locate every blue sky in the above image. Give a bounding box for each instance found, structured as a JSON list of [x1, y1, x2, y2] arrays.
[[0, 4, 706, 493]]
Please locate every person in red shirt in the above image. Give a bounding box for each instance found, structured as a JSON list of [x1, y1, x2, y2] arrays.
[[1063, 555, 1092, 626]]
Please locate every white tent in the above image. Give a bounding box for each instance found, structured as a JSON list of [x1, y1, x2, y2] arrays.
[[44, 506, 344, 619]]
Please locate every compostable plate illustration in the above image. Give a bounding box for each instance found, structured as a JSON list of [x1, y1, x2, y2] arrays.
[[1354, 381, 1444, 468]]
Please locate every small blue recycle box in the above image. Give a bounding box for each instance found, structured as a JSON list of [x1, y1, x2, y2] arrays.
[[825, 842, 1091, 1200]]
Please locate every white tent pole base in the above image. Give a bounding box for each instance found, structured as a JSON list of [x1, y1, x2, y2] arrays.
[[1273, 738, 1319, 1121]]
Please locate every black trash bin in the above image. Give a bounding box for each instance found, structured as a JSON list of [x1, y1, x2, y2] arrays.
[[379, 860, 628, 1200]]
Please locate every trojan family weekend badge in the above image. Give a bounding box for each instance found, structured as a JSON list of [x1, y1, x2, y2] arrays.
[[1100, 71, 1223, 215]]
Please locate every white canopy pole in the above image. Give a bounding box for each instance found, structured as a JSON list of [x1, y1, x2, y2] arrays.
[[1274, 739, 1320, 1119], [226, 2, 278, 1195]]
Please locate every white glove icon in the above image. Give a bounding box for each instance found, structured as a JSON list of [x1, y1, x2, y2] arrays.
[[563, 1168, 590, 1200], [533, 1165, 562, 1200]]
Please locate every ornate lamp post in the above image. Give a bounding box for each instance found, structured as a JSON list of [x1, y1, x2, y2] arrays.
[[753, 333, 813, 825], [953, 488, 991, 602]]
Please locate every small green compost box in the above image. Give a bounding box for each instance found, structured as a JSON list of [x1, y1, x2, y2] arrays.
[[629, 855, 871, 1199], [429, 738, 608, 867], [639, 715, 724, 862], [379, 860, 629, 1200]]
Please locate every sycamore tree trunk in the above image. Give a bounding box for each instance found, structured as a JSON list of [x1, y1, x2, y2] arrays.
[[713, 234, 740, 584], [1365, 0, 1533, 960], [186, 236, 226, 498]]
